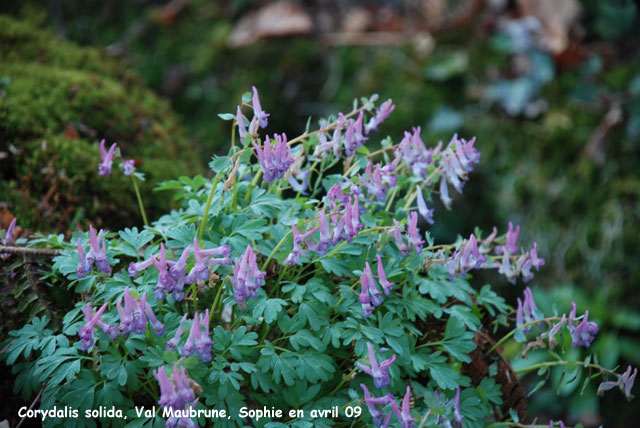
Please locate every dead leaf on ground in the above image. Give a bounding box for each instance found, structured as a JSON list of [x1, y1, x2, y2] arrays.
[[228, 1, 313, 47]]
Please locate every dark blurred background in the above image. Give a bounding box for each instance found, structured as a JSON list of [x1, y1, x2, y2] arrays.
[[1, 0, 639, 426]]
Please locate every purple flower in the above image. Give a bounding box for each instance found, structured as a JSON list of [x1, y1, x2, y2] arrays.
[[376, 255, 395, 296], [570, 310, 598, 348], [236, 105, 248, 141], [95, 317, 120, 340], [154, 365, 179, 410], [391, 386, 416, 428], [361, 261, 383, 312], [181, 312, 200, 358], [130, 292, 147, 335], [516, 287, 541, 333], [173, 365, 196, 410], [315, 209, 332, 255], [547, 314, 565, 349], [446, 234, 487, 278], [78, 303, 108, 351], [232, 245, 266, 305], [357, 342, 396, 389], [407, 212, 424, 254], [361, 384, 393, 427], [153, 243, 177, 300], [314, 117, 344, 157], [284, 224, 317, 266], [76, 237, 91, 278], [359, 162, 392, 202], [549, 421, 566, 428], [98, 139, 117, 176], [396, 127, 433, 178], [621, 365, 637, 400], [195, 309, 214, 362], [252, 86, 269, 128], [253, 134, 294, 183], [497, 222, 520, 255], [123, 159, 135, 176], [498, 252, 517, 284], [143, 297, 164, 336], [1, 217, 17, 245], [288, 164, 311, 195], [365, 99, 395, 135], [530, 242, 545, 270], [166, 314, 188, 351], [344, 197, 363, 242], [128, 254, 157, 277], [416, 188, 434, 224], [392, 219, 410, 256], [439, 175, 453, 209], [344, 111, 367, 157], [453, 388, 463, 428], [85, 225, 111, 275], [116, 293, 133, 334]]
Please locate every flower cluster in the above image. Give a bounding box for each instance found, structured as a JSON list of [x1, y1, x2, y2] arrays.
[[392, 212, 424, 256], [395, 127, 434, 178], [359, 256, 395, 318], [364, 99, 395, 135], [597, 365, 637, 400], [445, 234, 487, 278], [78, 303, 107, 351], [358, 161, 396, 202], [253, 133, 294, 183], [231, 245, 266, 305], [171, 310, 214, 362], [76, 225, 111, 277], [357, 342, 397, 389], [437, 134, 480, 209], [516, 288, 599, 349], [154, 364, 198, 428], [97, 138, 136, 177], [127, 238, 231, 301], [360, 383, 418, 428]]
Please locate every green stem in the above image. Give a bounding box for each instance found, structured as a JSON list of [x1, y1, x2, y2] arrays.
[[189, 283, 197, 312], [261, 231, 291, 271], [245, 169, 262, 204], [210, 278, 227, 321], [326, 367, 357, 397], [483, 316, 563, 357], [515, 360, 615, 376], [131, 175, 149, 227], [198, 170, 224, 241]]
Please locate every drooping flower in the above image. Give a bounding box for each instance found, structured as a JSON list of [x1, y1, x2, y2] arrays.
[[123, 159, 135, 176], [195, 309, 214, 362], [253, 133, 294, 183], [232, 245, 266, 304], [128, 254, 157, 277], [416, 188, 434, 224], [344, 197, 364, 242], [439, 175, 453, 209], [315, 209, 332, 255], [357, 342, 397, 389], [406, 212, 424, 254], [376, 254, 395, 296], [181, 312, 200, 358], [391, 386, 416, 428], [360, 262, 383, 315], [365, 99, 395, 135], [284, 224, 317, 266], [314, 116, 345, 158], [361, 384, 393, 428], [153, 243, 177, 300], [153, 364, 199, 428], [78, 303, 108, 351], [185, 239, 210, 285], [547, 314, 565, 349], [143, 297, 165, 336], [98, 139, 117, 176], [344, 110, 368, 157], [252, 86, 270, 128]]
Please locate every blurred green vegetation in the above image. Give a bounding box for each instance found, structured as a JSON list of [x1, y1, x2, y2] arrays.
[[1, 0, 639, 426]]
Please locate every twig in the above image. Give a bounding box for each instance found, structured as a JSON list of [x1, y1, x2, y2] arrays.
[[16, 384, 45, 428], [0, 246, 61, 256]]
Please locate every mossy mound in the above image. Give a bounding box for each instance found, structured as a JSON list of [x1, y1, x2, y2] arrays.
[[0, 15, 201, 231]]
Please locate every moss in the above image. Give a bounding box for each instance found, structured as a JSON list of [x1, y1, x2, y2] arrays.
[[0, 15, 201, 231]]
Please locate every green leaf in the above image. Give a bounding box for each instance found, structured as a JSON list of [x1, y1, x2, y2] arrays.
[[252, 298, 287, 324], [210, 155, 230, 173], [218, 113, 235, 121], [290, 330, 326, 352]]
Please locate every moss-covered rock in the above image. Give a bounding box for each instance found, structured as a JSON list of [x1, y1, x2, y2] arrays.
[[0, 14, 201, 231]]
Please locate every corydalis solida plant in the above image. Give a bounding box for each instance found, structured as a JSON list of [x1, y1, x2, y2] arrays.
[[2, 89, 636, 428]]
